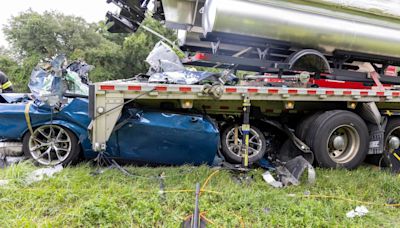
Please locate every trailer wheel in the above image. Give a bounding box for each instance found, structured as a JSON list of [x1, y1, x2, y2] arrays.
[[383, 118, 400, 172], [221, 125, 266, 163], [296, 112, 322, 139], [305, 110, 369, 169], [23, 125, 80, 166]]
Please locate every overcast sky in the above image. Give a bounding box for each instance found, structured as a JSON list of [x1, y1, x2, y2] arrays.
[[0, 0, 119, 47]]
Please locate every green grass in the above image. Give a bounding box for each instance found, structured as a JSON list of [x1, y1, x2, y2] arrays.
[[0, 162, 399, 227]]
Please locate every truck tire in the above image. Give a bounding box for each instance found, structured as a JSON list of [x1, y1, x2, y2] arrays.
[[296, 112, 323, 139], [383, 118, 400, 172], [221, 124, 266, 164], [305, 110, 369, 169], [23, 125, 81, 166]]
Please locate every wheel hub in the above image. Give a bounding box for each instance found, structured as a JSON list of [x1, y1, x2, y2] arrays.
[[327, 125, 360, 163], [388, 136, 400, 150], [332, 136, 345, 150], [28, 125, 72, 165]]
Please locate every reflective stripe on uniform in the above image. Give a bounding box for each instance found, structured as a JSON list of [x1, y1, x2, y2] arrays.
[[2, 81, 12, 90]]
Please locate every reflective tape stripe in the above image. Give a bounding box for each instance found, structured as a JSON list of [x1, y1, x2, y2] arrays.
[[2, 81, 12, 89]]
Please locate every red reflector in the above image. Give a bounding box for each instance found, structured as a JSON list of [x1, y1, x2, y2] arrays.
[[100, 85, 115, 91], [325, 90, 334, 95], [194, 53, 207, 60], [220, 106, 229, 110], [268, 89, 279, 94], [307, 90, 316, 95], [360, 91, 369, 96], [226, 88, 237, 93], [155, 86, 167, 92], [128, 86, 141, 91], [393, 92, 400, 96], [179, 87, 191, 92], [343, 91, 352, 95], [288, 89, 298, 94], [377, 92, 385, 96], [248, 88, 258, 93]]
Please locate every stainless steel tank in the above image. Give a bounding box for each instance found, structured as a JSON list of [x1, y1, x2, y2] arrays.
[[202, 0, 400, 58]]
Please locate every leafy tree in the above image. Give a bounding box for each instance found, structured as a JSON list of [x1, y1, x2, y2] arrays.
[[2, 10, 177, 91], [4, 10, 104, 58]]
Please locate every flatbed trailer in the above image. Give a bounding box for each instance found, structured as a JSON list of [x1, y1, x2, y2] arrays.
[[89, 78, 400, 169], [91, 0, 400, 170]]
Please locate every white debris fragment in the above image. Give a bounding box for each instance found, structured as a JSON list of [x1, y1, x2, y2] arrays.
[[0, 180, 9, 187], [262, 171, 283, 188], [346, 206, 369, 218], [25, 164, 63, 184]]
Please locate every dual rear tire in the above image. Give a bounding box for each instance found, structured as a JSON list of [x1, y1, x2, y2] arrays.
[[298, 110, 369, 169]]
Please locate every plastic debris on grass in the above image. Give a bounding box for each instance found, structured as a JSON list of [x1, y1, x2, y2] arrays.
[[25, 164, 63, 185], [346, 206, 369, 218], [262, 156, 316, 188]]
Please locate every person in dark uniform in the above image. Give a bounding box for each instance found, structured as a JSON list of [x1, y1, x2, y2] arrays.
[[0, 71, 13, 93]]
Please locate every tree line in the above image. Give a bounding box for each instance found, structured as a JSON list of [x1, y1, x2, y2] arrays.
[[0, 10, 175, 92]]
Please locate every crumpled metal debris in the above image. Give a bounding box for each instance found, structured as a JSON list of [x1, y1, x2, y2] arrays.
[[1, 156, 26, 169], [0, 141, 25, 169], [146, 41, 185, 74], [262, 156, 316, 188], [0, 142, 23, 157], [346, 206, 369, 218], [284, 156, 316, 185], [29, 55, 90, 106], [25, 165, 63, 185]]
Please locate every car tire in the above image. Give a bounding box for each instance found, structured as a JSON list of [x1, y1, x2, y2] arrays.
[[221, 124, 266, 164], [383, 118, 400, 172], [305, 110, 369, 169], [23, 125, 80, 166]]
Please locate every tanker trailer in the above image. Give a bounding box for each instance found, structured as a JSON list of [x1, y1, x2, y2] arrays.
[[202, 0, 400, 59]]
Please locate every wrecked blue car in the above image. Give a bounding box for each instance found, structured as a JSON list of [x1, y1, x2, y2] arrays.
[[0, 96, 219, 166], [0, 55, 219, 166]]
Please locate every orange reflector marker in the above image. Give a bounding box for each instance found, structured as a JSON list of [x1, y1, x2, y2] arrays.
[[100, 85, 115, 91], [179, 87, 192, 92], [128, 86, 141, 91], [155, 86, 167, 92], [226, 88, 237, 93], [268, 89, 279, 94]]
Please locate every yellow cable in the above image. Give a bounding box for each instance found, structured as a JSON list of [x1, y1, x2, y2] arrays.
[[201, 170, 220, 192]]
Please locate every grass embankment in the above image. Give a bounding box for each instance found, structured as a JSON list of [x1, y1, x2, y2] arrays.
[[0, 162, 399, 227]]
